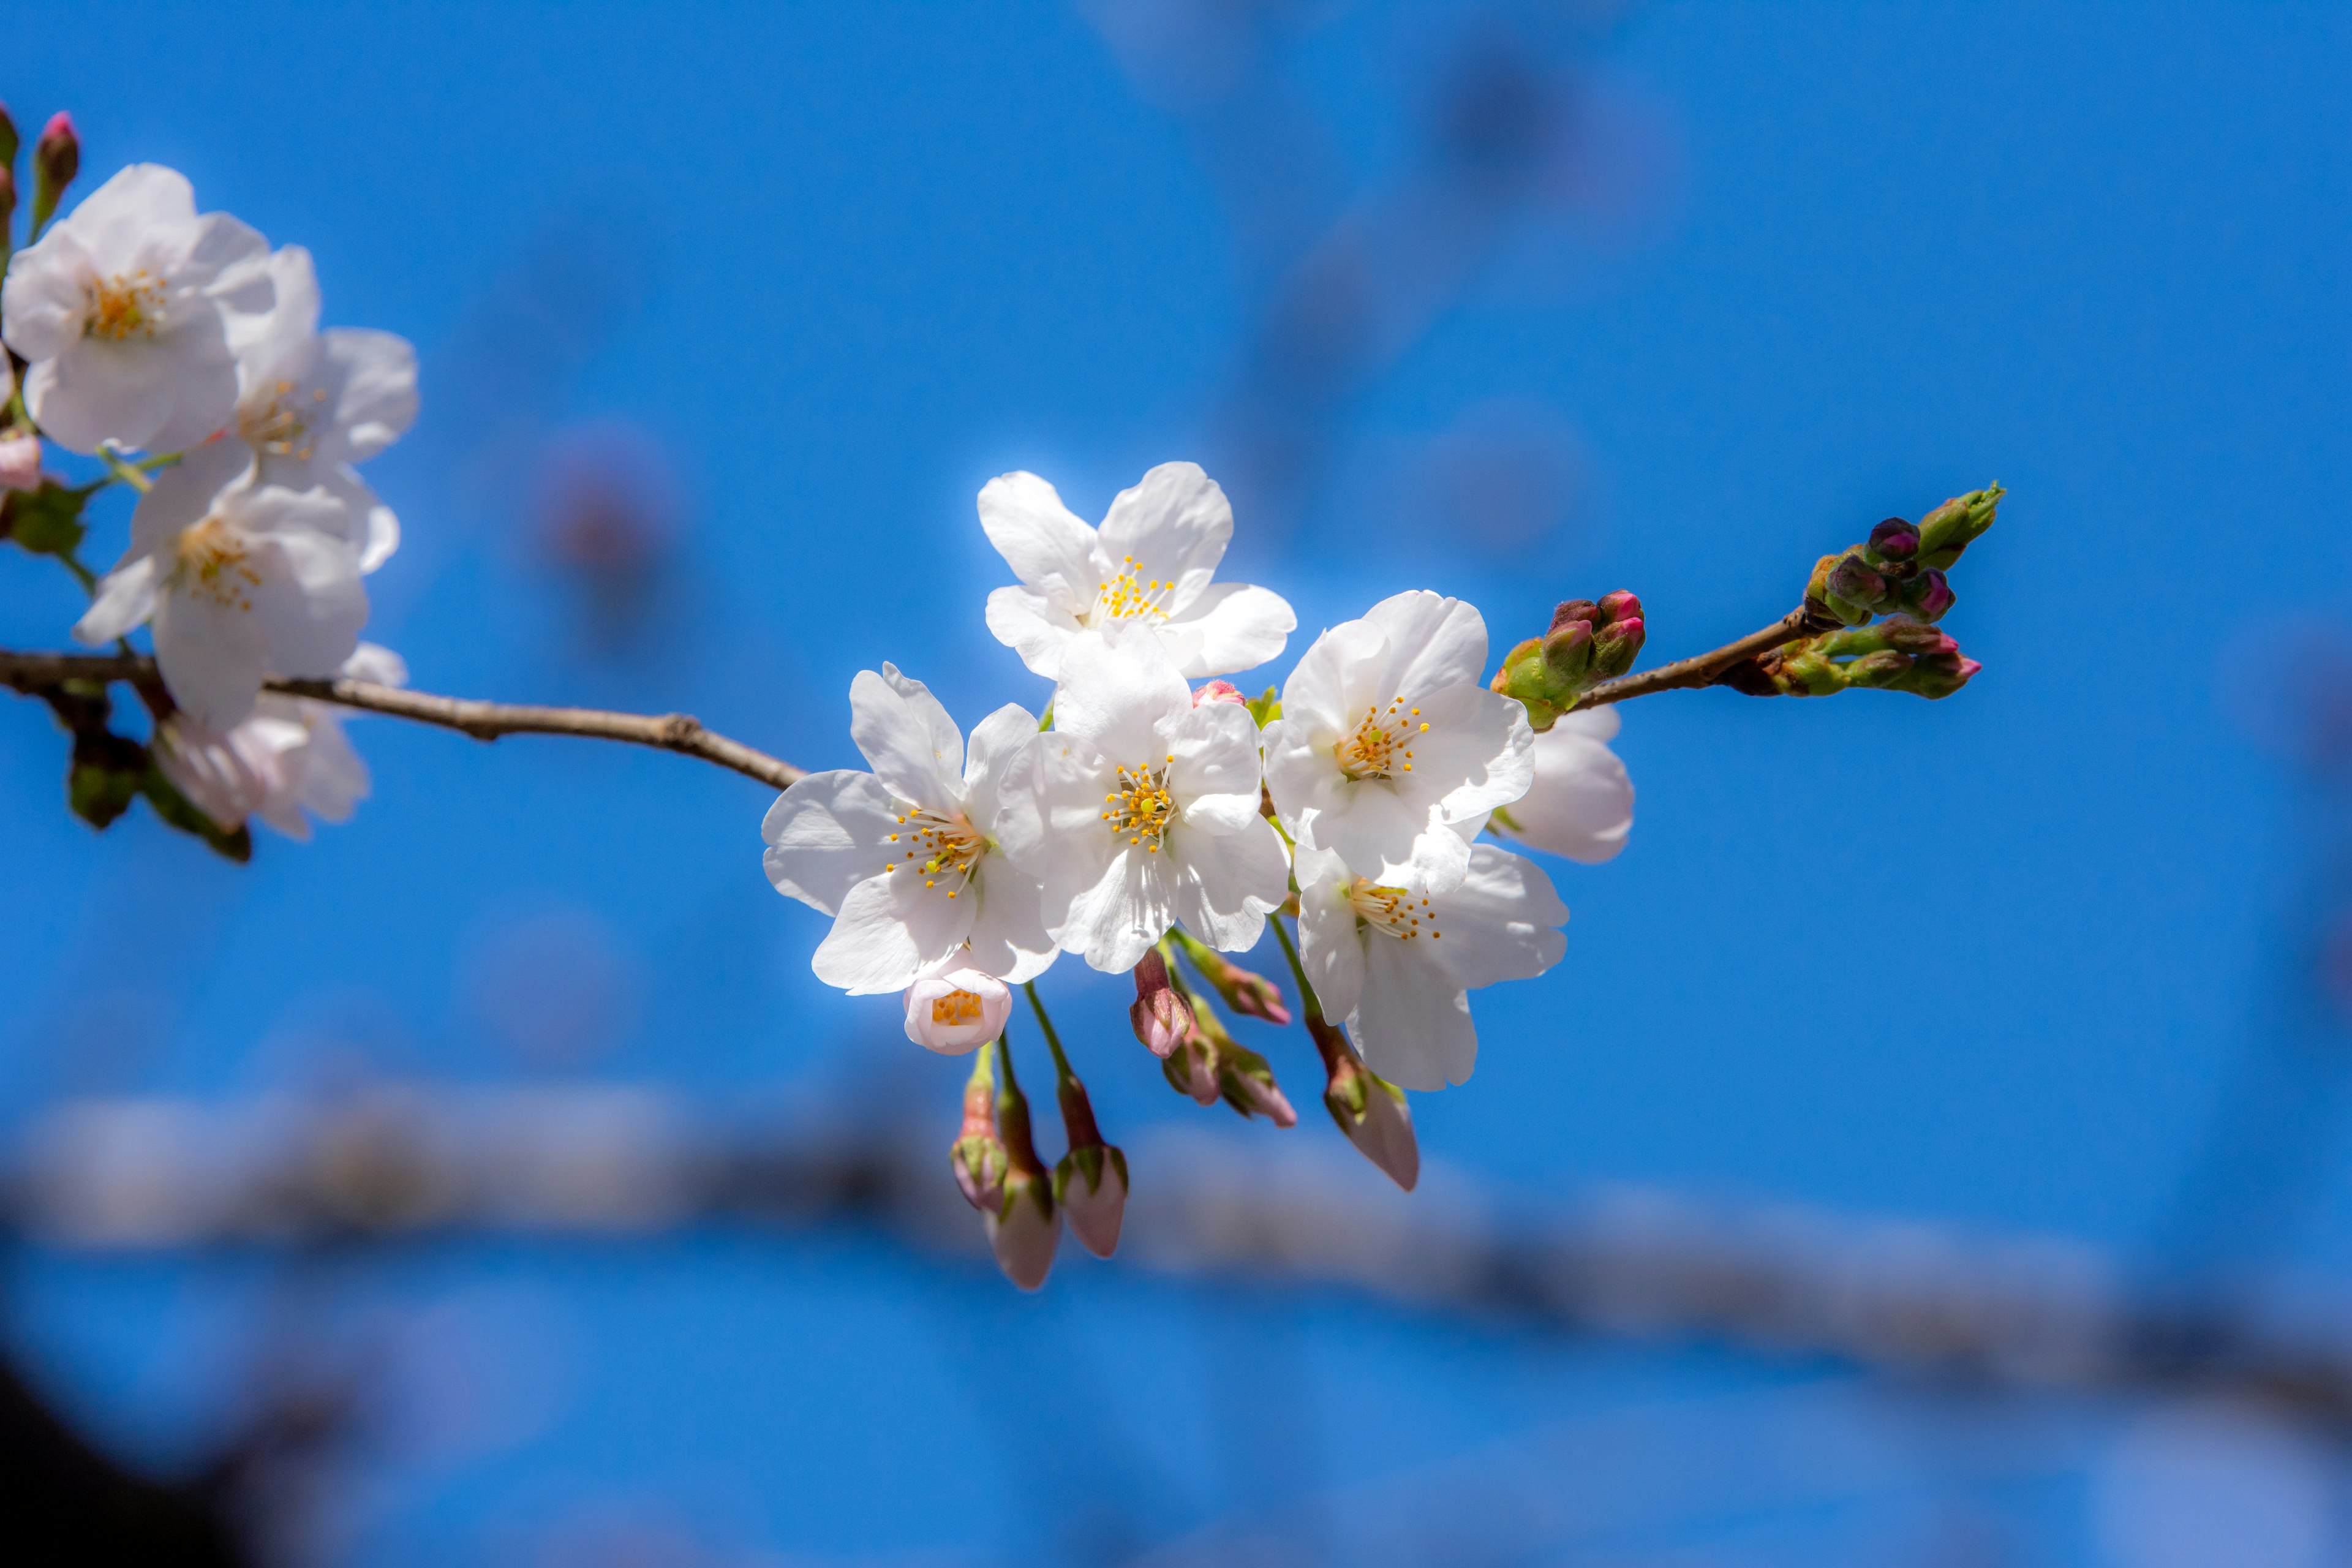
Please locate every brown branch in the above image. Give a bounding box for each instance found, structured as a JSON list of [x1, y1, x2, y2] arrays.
[[1575, 605, 1818, 709], [0, 648, 806, 793]]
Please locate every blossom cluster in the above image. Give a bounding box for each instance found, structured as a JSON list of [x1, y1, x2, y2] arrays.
[[0, 117, 416, 843], [763, 462, 1633, 1286]]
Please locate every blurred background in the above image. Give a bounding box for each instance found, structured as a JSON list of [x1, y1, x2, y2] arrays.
[[1, 1, 2348, 1562]]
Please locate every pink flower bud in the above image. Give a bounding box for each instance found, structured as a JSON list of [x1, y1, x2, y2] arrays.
[[0, 432, 42, 493], [1218, 1044, 1297, 1127], [1311, 1018, 1418, 1191], [1192, 679, 1246, 707], [1055, 1144, 1128, 1258], [1596, 589, 1643, 625], [1129, 949, 1193, 1058], [1161, 1033, 1222, 1106], [29, 112, 75, 233], [901, 963, 1010, 1055], [949, 1053, 1006, 1214], [985, 1169, 1061, 1290]]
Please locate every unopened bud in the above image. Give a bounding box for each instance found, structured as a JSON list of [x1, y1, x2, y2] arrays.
[[949, 1049, 1007, 1214], [1193, 679, 1246, 707], [902, 963, 1011, 1055], [1916, 484, 2004, 568], [1879, 615, 1956, 658], [29, 111, 76, 238], [1866, 518, 1919, 561], [987, 1167, 1061, 1289], [1901, 568, 1954, 622], [1822, 553, 1888, 619], [1217, 1042, 1297, 1127], [1549, 598, 1598, 634], [1540, 618, 1593, 684], [1054, 1142, 1128, 1258], [1129, 948, 1193, 1058], [0, 102, 17, 171], [0, 433, 40, 494], [1596, 589, 1643, 625], [1591, 612, 1644, 679], [0, 167, 15, 232], [1162, 1031, 1221, 1105], [1169, 929, 1292, 1026], [1313, 1019, 1417, 1190]]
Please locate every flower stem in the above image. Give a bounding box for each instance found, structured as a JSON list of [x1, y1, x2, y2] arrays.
[[1268, 914, 1324, 1025], [95, 443, 151, 494], [1023, 981, 1074, 1083]]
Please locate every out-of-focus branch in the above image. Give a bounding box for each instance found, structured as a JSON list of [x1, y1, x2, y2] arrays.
[[0, 647, 805, 792], [1575, 606, 1815, 709]]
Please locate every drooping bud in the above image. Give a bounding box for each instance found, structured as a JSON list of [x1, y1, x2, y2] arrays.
[[1216, 1041, 1297, 1127], [1162, 1030, 1223, 1106], [29, 111, 77, 239], [1192, 679, 1246, 707], [1050, 1047, 1127, 1258], [1915, 484, 2005, 568], [1129, 948, 1194, 1058], [1310, 1019, 1418, 1191], [0, 432, 40, 494], [949, 1047, 1007, 1215], [1169, 927, 1292, 1027], [902, 963, 1012, 1054], [0, 102, 18, 171], [987, 1038, 1061, 1290], [0, 167, 15, 247]]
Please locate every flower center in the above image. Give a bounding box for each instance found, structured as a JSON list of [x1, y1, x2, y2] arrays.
[[1085, 556, 1174, 627], [1335, 698, 1428, 780], [931, 989, 987, 1027], [168, 518, 262, 611], [883, 807, 987, 898], [86, 271, 166, 343], [1102, 758, 1176, 852], [240, 379, 327, 462], [1349, 878, 1441, 941]]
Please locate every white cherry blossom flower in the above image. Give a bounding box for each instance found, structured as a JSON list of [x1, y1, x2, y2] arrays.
[[979, 461, 1295, 681], [155, 642, 405, 839], [1294, 837, 1567, 1090], [902, 961, 1012, 1054], [1492, 705, 1632, 863], [1, 164, 272, 454], [1263, 590, 1534, 895], [72, 441, 367, 730], [764, 665, 1058, 996], [228, 246, 417, 573], [996, 628, 1291, 974]]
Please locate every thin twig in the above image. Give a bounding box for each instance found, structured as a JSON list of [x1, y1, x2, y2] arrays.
[[0, 648, 805, 793], [1574, 606, 1817, 709]]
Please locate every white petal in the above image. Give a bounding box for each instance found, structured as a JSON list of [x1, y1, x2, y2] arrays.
[[1298, 776, 1471, 895], [73, 555, 159, 644], [1058, 846, 1176, 973], [847, 665, 962, 813], [1166, 816, 1289, 952], [1163, 701, 1265, 834], [991, 731, 1114, 897], [1162, 580, 1295, 679], [1350, 941, 1478, 1090], [812, 869, 977, 995], [1423, 843, 1569, 991], [153, 577, 272, 729], [960, 703, 1041, 832], [1504, 726, 1632, 864], [1, 229, 97, 361], [1094, 461, 1229, 616], [63, 165, 201, 255], [27, 342, 179, 455], [339, 641, 408, 686], [1364, 590, 1490, 699], [761, 769, 901, 915], [1396, 682, 1536, 825], [288, 711, 371, 827], [247, 526, 368, 679], [127, 439, 250, 559], [1292, 843, 1366, 1022], [983, 585, 1079, 680], [978, 471, 1099, 608], [1276, 617, 1388, 735], [1049, 628, 1190, 763], [315, 328, 418, 459], [1552, 703, 1620, 744], [963, 853, 1061, 984]]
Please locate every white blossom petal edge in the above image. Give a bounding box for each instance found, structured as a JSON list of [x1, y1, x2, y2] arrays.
[[763, 666, 1058, 996], [156, 641, 404, 840], [72, 440, 367, 730], [1294, 837, 1567, 1091], [995, 628, 1291, 973], [1263, 590, 1534, 895], [2, 164, 273, 454], [1493, 705, 1633, 863], [979, 461, 1295, 682]]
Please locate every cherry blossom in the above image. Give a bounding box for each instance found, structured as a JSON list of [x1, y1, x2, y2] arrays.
[[979, 461, 1295, 682], [1292, 837, 1567, 1090], [155, 643, 405, 839], [1263, 590, 1534, 895], [71, 442, 367, 729], [1, 164, 272, 454], [764, 665, 1059, 996], [995, 628, 1290, 974], [1491, 705, 1633, 864]]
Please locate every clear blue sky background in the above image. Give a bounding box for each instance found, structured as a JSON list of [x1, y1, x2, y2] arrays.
[[0, 2, 2346, 1563]]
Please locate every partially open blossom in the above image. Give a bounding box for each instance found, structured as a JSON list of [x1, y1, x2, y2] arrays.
[[1128, 946, 1194, 1057], [997, 628, 1290, 973], [1264, 590, 1534, 895], [1193, 679, 1245, 707], [153, 641, 403, 840], [2, 164, 273, 454], [1491, 704, 1632, 864], [902, 961, 1012, 1055], [979, 462, 1296, 682], [764, 665, 1058, 995], [71, 442, 367, 729], [228, 246, 417, 573], [1293, 837, 1567, 1090]]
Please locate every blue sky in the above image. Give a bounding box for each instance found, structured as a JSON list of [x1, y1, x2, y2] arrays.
[[1, 2, 2347, 1562]]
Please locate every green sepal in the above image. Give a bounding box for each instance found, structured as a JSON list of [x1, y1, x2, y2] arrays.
[[139, 766, 254, 862], [66, 731, 145, 829], [1246, 685, 1281, 727], [3, 478, 94, 560]]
